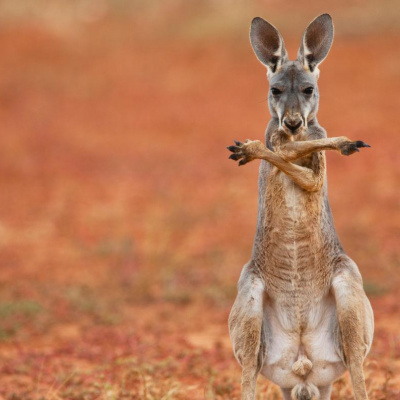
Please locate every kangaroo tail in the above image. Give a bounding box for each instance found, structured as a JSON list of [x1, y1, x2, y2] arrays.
[[291, 383, 320, 400]]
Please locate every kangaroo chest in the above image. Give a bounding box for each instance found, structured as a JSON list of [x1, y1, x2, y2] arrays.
[[258, 169, 330, 298]]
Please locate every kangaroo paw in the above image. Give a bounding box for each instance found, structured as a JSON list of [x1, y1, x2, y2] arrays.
[[340, 140, 371, 156], [226, 139, 264, 166]]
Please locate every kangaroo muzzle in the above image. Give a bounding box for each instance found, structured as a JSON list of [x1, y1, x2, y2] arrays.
[[283, 115, 303, 134]]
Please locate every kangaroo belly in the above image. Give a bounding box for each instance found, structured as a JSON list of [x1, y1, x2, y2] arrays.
[[260, 294, 346, 388]]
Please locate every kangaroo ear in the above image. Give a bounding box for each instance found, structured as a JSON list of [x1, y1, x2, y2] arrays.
[[250, 17, 288, 75], [298, 14, 334, 73]]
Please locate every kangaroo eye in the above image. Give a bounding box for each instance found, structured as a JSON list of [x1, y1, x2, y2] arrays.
[[303, 87, 314, 95], [271, 88, 282, 95]]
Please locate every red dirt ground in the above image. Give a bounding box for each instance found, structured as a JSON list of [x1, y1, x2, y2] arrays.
[[0, 3, 398, 399]]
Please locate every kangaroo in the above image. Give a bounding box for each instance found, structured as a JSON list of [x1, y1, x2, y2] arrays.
[[227, 14, 374, 400]]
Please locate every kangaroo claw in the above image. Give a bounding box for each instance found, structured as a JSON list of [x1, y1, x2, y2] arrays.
[[229, 153, 242, 161], [238, 158, 250, 166], [227, 145, 241, 153], [355, 141, 371, 148]]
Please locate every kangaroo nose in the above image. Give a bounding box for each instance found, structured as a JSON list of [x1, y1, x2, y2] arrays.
[[284, 118, 302, 133]]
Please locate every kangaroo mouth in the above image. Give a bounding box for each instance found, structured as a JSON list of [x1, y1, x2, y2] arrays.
[[284, 120, 302, 134]]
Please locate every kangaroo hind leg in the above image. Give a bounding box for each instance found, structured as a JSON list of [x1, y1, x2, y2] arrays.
[[332, 255, 374, 400], [228, 262, 266, 400]]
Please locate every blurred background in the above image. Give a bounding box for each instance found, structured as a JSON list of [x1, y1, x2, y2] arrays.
[[0, 0, 398, 399]]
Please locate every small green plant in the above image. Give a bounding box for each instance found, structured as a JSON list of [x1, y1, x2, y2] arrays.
[[363, 281, 387, 296], [0, 300, 44, 340]]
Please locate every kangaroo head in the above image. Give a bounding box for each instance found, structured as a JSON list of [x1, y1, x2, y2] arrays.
[[250, 14, 333, 135]]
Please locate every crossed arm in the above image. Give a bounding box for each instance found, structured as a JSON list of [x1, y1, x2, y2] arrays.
[[227, 136, 370, 192]]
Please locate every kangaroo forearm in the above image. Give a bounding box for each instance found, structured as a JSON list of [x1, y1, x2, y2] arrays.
[[275, 138, 341, 161], [258, 149, 324, 192], [284, 164, 324, 192], [275, 162, 323, 192]]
